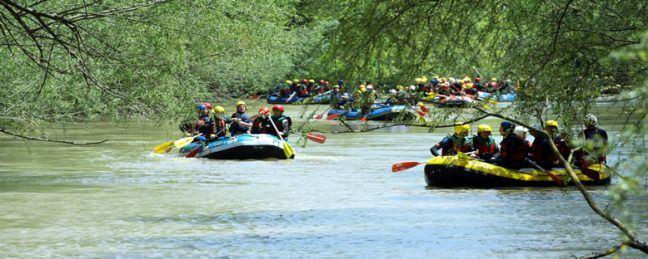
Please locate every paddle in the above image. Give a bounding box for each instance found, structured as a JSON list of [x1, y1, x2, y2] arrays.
[[526, 160, 563, 185], [392, 161, 425, 172], [268, 115, 295, 159], [326, 113, 341, 120], [153, 141, 174, 154], [305, 132, 326, 144]]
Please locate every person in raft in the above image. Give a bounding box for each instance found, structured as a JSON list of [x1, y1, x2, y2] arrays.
[[229, 101, 253, 136], [251, 107, 272, 134], [490, 121, 529, 169], [430, 124, 473, 156], [471, 124, 499, 160], [269, 105, 292, 140]]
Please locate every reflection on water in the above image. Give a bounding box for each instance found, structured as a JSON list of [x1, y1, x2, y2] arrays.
[[0, 107, 645, 257]]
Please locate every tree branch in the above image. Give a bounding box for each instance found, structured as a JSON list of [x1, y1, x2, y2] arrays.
[[0, 128, 108, 145]]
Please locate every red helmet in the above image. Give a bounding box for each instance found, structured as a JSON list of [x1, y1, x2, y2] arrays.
[[202, 102, 213, 110], [325, 81, 330, 85], [301, 79, 308, 84], [259, 107, 270, 115], [272, 105, 284, 112], [475, 77, 481, 82], [318, 79, 325, 84]]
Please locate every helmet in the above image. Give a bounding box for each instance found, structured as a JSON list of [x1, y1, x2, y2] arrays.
[[477, 124, 492, 132], [366, 85, 373, 90], [491, 77, 497, 82], [501, 121, 515, 132], [309, 79, 315, 83], [236, 101, 246, 107], [318, 79, 324, 84], [325, 81, 330, 85], [359, 87, 367, 93], [585, 114, 598, 126], [301, 79, 308, 84], [196, 104, 207, 111], [397, 85, 404, 91], [449, 77, 456, 84], [389, 89, 397, 94], [338, 79, 344, 85], [272, 105, 284, 112], [214, 105, 225, 114], [514, 126, 528, 136], [546, 120, 558, 128], [454, 124, 470, 134], [463, 76, 471, 83], [409, 85, 416, 91], [259, 107, 270, 115], [475, 77, 481, 82], [464, 83, 474, 89], [285, 80, 292, 84], [202, 102, 213, 110], [293, 79, 299, 83], [421, 76, 428, 82], [415, 78, 422, 84], [333, 85, 340, 88]]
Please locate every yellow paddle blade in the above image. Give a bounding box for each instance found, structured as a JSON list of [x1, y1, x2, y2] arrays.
[[174, 136, 196, 149], [283, 141, 295, 159], [153, 141, 174, 154]]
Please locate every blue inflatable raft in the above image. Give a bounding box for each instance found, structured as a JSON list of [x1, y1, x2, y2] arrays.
[[477, 91, 517, 102], [327, 104, 416, 121], [266, 94, 305, 104], [179, 134, 295, 159]]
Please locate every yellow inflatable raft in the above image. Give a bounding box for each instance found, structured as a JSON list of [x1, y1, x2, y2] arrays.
[[424, 155, 611, 187]]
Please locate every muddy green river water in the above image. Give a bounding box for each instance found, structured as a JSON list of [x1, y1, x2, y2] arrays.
[[0, 105, 646, 257]]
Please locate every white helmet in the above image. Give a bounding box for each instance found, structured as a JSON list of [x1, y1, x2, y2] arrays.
[[389, 89, 397, 94], [366, 85, 374, 90], [409, 85, 416, 91], [514, 126, 528, 136]]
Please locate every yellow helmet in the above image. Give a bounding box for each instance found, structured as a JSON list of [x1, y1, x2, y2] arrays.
[[546, 120, 559, 128], [415, 78, 422, 84], [491, 77, 497, 82], [477, 124, 492, 132], [464, 83, 474, 89], [214, 105, 225, 114], [359, 85, 367, 93], [463, 76, 471, 83], [309, 79, 315, 83], [293, 78, 299, 83], [421, 76, 428, 82], [236, 101, 246, 107], [285, 80, 292, 84], [396, 85, 404, 90], [454, 124, 470, 134]]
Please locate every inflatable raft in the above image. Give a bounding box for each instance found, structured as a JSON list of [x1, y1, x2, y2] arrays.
[[266, 93, 305, 104], [477, 91, 517, 102], [327, 104, 416, 121], [179, 134, 295, 159], [421, 94, 475, 107], [424, 155, 610, 188]]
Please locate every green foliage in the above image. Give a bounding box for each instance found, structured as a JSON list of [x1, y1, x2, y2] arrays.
[[0, 0, 313, 129]]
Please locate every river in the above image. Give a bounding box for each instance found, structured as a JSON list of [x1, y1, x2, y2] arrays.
[[0, 104, 646, 257]]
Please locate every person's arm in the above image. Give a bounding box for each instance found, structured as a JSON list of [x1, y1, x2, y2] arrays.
[[430, 144, 440, 156], [281, 119, 290, 137]]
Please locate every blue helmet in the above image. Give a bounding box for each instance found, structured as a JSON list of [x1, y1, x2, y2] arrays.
[[338, 79, 344, 86], [196, 104, 207, 111], [500, 121, 515, 132]]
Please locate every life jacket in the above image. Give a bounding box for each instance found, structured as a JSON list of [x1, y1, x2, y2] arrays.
[[229, 112, 251, 136], [473, 136, 497, 158], [251, 117, 272, 134], [197, 115, 215, 136], [270, 115, 292, 138], [580, 127, 608, 162], [213, 116, 227, 137], [440, 135, 471, 156], [500, 134, 528, 162]]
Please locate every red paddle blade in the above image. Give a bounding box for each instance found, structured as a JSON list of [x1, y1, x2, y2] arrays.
[[361, 116, 367, 122], [308, 132, 326, 138], [185, 146, 202, 158], [391, 161, 423, 172], [418, 103, 429, 113], [306, 133, 326, 144], [327, 113, 341, 120], [417, 111, 426, 116]]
